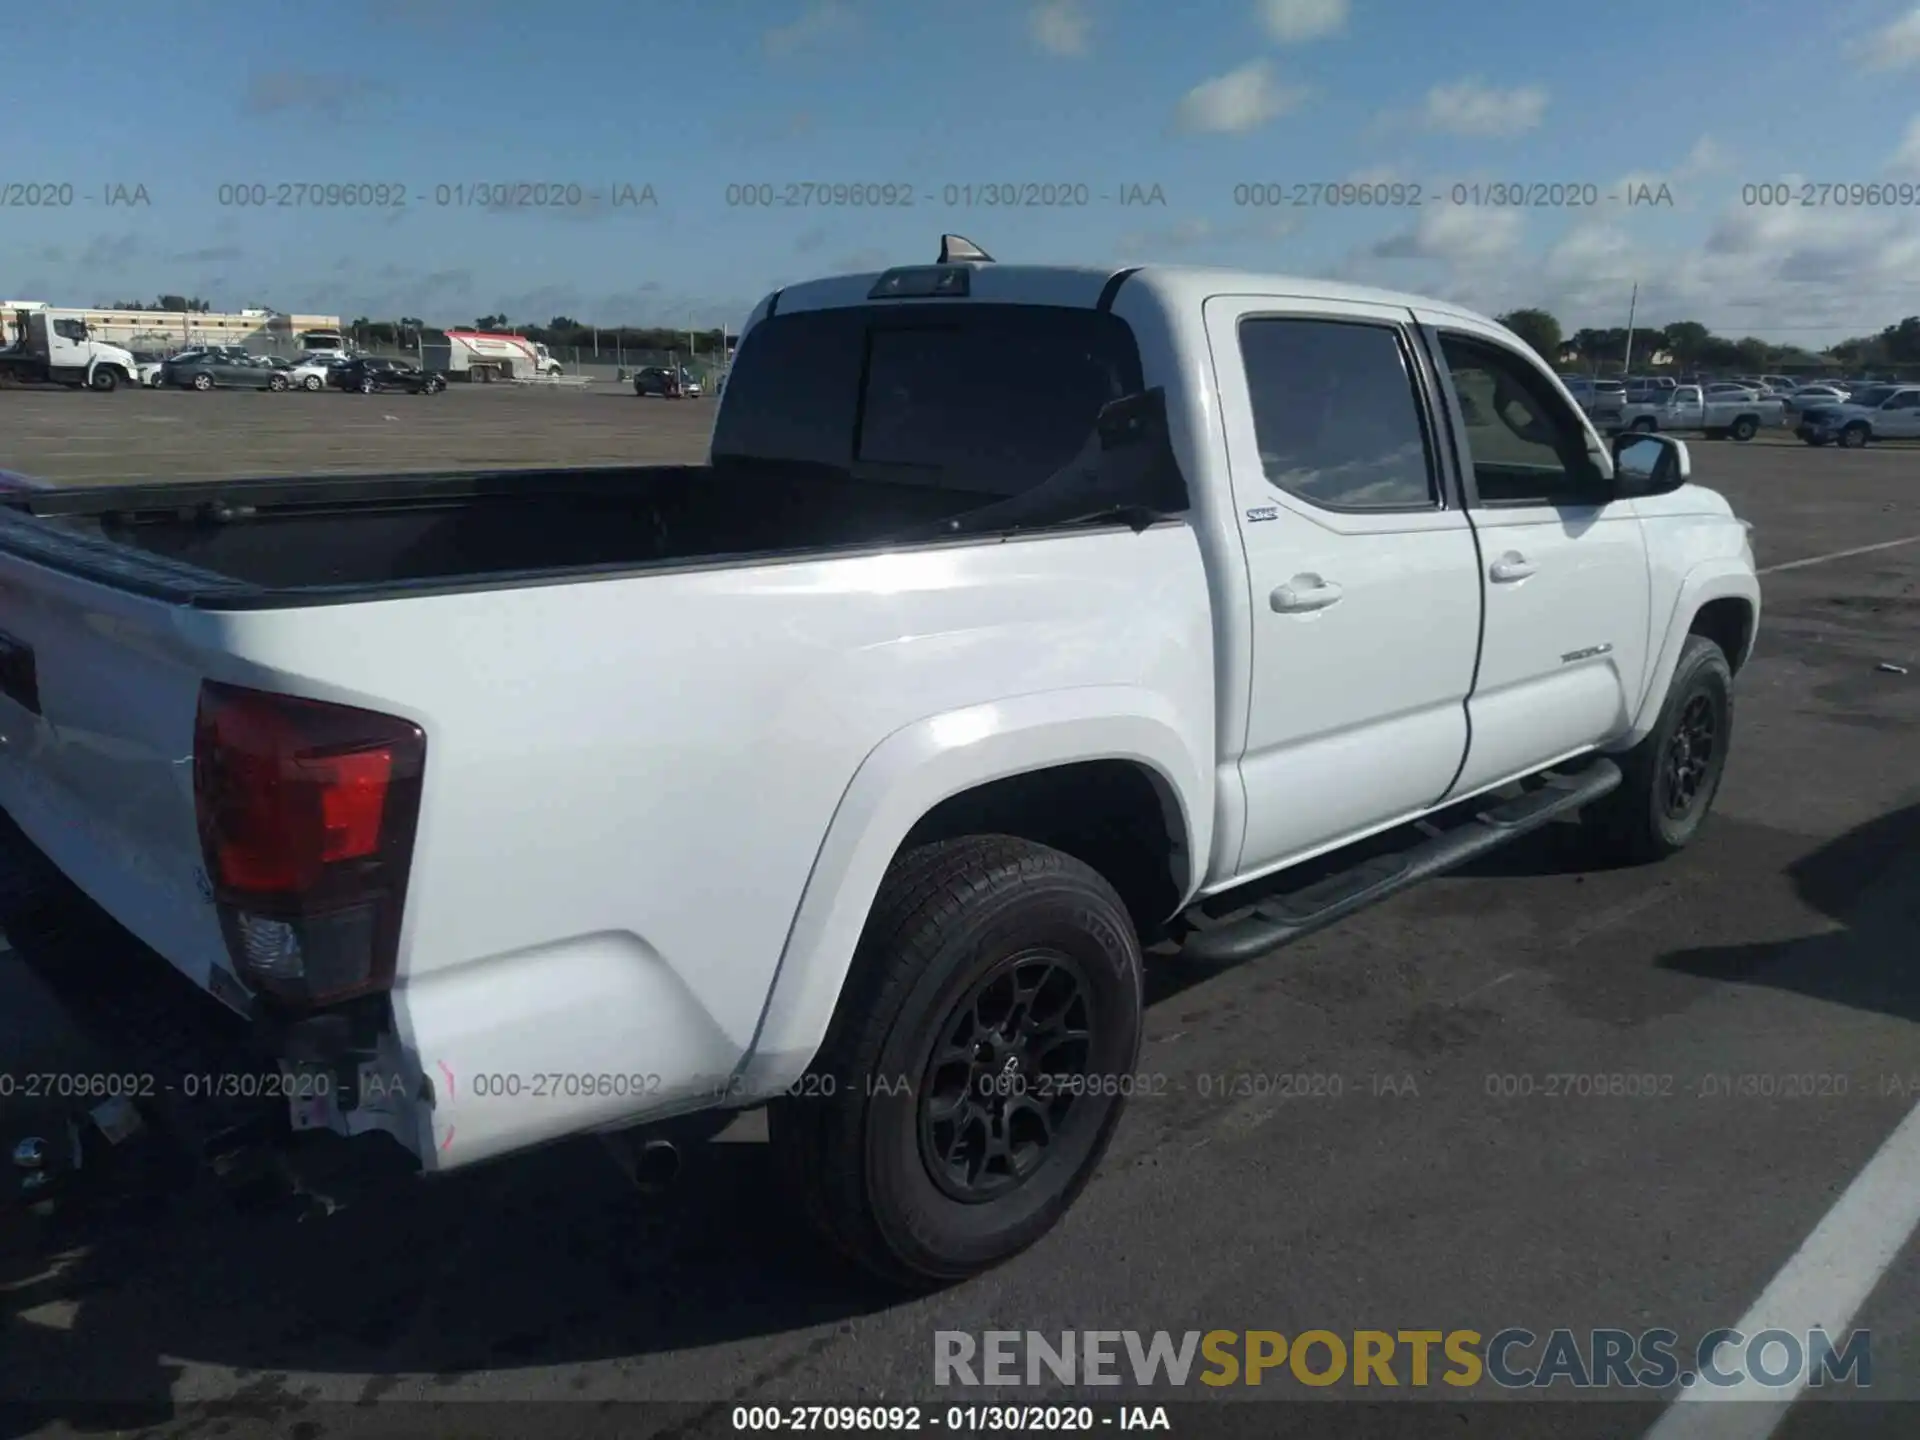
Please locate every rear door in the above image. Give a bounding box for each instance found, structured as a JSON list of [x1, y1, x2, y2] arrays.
[[1422, 323, 1652, 799], [1202, 295, 1481, 876]]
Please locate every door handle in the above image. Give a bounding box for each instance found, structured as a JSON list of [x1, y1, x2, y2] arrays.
[[1489, 553, 1536, 583], [1271, 576, 1344, 613]]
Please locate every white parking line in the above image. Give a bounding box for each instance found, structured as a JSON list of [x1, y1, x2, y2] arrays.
[[1759, 534, 1920, 575], [1643, 1098, 1920, 1440]]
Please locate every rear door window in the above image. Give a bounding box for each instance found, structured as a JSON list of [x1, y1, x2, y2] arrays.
[[713, 303, 1146, 497]]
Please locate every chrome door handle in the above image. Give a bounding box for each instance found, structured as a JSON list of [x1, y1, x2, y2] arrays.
[[1271, 576, 1344, 613], [1489, 554, 1536, 583]]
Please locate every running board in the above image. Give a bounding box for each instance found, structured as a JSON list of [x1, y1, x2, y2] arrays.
[[1177, 758, 1622, 966]]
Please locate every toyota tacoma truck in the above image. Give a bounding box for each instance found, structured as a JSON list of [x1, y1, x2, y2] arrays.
[[0, 237, 1759, 1285]]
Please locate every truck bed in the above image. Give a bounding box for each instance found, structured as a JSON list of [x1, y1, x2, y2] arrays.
[[0, 463, 988, 606]]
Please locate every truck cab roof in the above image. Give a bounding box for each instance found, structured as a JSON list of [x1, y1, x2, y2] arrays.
[[760, 262, 1501, 332]]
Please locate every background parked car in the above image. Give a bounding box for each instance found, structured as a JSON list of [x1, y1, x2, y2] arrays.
[[162, 351, 291, 391], [1795, 384, 1920, 448], [632, 365, 700, 398], [332, 355, 445, 394], [288, 353, 346, 391]]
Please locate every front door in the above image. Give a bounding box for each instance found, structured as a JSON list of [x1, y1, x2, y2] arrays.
[[1203, 296, 1481, 880], [1423, 324, 1653, 799]]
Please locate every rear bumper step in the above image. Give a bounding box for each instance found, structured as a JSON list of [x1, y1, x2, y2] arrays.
[[1177, 758, 1622, 966]]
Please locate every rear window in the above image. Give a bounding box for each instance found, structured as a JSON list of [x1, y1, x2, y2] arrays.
[[712, 303, 1145, 497]]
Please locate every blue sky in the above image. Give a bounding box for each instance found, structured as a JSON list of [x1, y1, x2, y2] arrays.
[[7, 0, 1920, 344]]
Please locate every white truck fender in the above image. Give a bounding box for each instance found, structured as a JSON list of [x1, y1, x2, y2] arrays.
[[1609, 559, 1760, 751], [735, 686, 1212, 1095]]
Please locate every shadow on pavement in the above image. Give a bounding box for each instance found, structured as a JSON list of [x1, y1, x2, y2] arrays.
[[1, 1121, 895, 1434], [1656, 799, 1920, 1021]]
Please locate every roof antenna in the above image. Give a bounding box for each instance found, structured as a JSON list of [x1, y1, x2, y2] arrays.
[[938, 234, 994, 264]]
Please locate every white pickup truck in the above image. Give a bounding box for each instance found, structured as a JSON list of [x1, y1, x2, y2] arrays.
[[0, 240, 1759, 1284], [1793, 383, 1920, 447], [1614, 383, 1783, 441]]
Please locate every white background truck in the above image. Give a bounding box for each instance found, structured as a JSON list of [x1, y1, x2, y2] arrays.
[[0, 244, 1759, 1285], [1793, 383, 1920, 448], [433, 330, 564, 381], [1614, 383, 1783, 441], [0, 307, 140, 391]]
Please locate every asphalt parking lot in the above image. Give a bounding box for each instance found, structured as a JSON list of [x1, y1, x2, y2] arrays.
[[0, 383, 718, 484], [1, 394, 1918, 1439]]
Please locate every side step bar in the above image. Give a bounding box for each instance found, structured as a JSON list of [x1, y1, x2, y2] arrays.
[[1178, 758, 1622, 966]]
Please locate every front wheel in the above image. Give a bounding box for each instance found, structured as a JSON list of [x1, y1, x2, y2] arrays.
[[769, 835, 1143, 1288], [421, 377, 443, 394], [268, 373, 289, 391], [1840, 425, 1869, 449], [89, 367, 119, 392], [1631, 417, 1658, 433], [1584, 634, 1733, 865], [303, 374, 323, 391]]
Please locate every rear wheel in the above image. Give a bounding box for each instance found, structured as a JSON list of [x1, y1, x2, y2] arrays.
[[769, 835, 1143, 1288], [1729, 415, 1758, 441], [1584, 634, 1733, 865], [192, 373, 213, 391], [359, 377, 377, 394]]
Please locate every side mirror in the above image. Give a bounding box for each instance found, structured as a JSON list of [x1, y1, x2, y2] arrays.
[[1611, 431, 1690, 497]]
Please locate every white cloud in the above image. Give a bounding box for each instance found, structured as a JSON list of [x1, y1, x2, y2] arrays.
[[1258, 0, 1347, 43], [1853, 5, 1920, 69], [1330, 187, 1920, 345], [1615, 133, 1727, 212], [1421, 79, 1547, 137], [1893, 117, 1920, 173], [763, 1, 854, 57], [1029, 0, 1091, 55], [1369, 205, 1524, 262], [1174, 61, 1308, 135]]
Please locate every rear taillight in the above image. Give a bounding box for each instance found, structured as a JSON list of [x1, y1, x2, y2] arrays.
[[193, 681, 425, 1009]]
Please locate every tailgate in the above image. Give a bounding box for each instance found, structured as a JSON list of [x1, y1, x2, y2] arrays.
[[0, 549, 232, 1003]]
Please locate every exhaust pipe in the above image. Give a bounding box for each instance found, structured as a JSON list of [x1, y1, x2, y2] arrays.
[[635, 1139, 681, 1191]]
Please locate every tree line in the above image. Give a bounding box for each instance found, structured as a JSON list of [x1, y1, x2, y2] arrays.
[[1495, 309, 1920, 374], [95, 296, 215, 313]]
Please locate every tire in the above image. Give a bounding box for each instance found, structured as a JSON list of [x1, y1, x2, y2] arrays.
[[192, 373, 213, 391], [268, 374, 288, 391], [1840, 425, 1869, 449], [768, 835, 1144, 1288], [1801, 435, 1828, 447], [359, 377, 377, 394], [1631, 417, 1657, 433], [303, 375, 322, 391], [89, 368, 118, 392], [1729, 415, 1758, 441], [422, 377, 443, 394], [1584, 634, 1734, 865]]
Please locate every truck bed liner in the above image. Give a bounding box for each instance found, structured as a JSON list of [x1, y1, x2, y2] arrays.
[[0, 463, 985, 609]]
